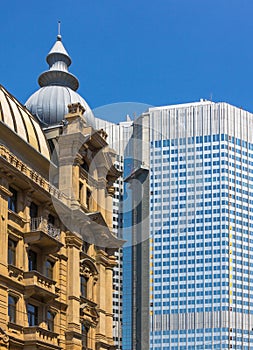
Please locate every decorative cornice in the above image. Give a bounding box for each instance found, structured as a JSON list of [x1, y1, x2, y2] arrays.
[[0, 145, 68, 203], [65, 232, 83, 249]]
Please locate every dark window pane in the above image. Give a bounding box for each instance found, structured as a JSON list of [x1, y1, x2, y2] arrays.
[[47, 310, 55, 331], [27, 304, 38, 326], [8, 239, 16, 265], [8, 187, 17, 212], [48, 214, 55, 225], [82, 323, 89, 348], [28, 250, 37, 271], [81, 160, 89, 172], [45, 260, 54, 279], [86, 189, 91, 208], [80, 276, 88, 298], [30, 202, 38, 219], [8, 295, 17, 323]]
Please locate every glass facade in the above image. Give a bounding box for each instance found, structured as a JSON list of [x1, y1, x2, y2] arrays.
[[149, 133, 253, 348], [122, 155, 134, 350]]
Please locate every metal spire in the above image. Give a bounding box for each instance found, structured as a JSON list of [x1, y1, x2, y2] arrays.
[[37, 25, 79, 91], [57, 21, 62, 41]]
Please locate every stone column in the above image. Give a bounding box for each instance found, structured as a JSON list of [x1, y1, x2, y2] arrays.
[[0, 179, 12, 332], [0, 179, 11, 272], [65, 233, 82, 350], [96, 184, 106, 219], [105, 265, 114, 340], [105, 185, 114, 230]]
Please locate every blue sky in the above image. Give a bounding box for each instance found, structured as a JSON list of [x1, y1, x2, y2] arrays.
[[1, 0, 253, 122]]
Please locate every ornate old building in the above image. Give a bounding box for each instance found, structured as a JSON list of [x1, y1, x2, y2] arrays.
[[0, 31, 123, 350]]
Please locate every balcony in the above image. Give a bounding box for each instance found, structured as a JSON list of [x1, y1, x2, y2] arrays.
[[24, 217, 63, 253], [23, 326, 60, 350], [23, 271, 58, 301], [8, 210, 26, 232]]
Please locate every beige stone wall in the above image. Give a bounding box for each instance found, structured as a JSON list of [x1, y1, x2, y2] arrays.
[[0, 102, 122, 350]]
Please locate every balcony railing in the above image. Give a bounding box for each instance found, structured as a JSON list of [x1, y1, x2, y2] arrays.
[[30, 217, 60, 240], [23, 270, 58, 301], [23, 326, 60, 348]]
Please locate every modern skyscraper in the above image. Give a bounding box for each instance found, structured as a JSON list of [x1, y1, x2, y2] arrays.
[[123, 100, 253, 349], [95, 117, 133, 350]]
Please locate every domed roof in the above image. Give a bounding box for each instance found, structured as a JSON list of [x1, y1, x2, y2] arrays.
[[0, 84, 50, 159], [26, 85, 94, 126], [25, 34, 95, 128]]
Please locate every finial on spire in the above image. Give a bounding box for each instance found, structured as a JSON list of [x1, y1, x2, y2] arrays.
[[57, 21, 62, 41]]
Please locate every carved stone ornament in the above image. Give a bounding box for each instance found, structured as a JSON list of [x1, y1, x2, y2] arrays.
[[0, 328, 9, 345]]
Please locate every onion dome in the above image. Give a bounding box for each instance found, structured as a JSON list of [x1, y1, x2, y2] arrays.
[[0, 85, 50, 159], [25, 34, 95, 127]]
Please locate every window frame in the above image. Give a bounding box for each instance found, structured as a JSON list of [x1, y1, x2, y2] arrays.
[[80, 275, 88, 298], [45, 260, 54, 280], [46, 310, 55, 331], [81, 323, 89, 348], [8, 187, 18, 213], [8, 294, 18, 323], [27, 303, 38, 326], [28, 250, 37, 271], [8, 238, 17, 266]]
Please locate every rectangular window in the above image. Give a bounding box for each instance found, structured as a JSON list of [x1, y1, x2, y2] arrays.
[[27, 304, 38, 326], [8, 295, 17, 323], [28, 250, 37, 271], [8, 187, 18, 212], [48, 214, 55, 225], [8, 239, 16, 265], [82, 323, 89, 348], [86, 189, 91, 209], [47, 310, 55, 331], [45, 260, 54, 279], [30, 202, 39, 230], [80, 275, 88, 298], [30, 202, 38, 219], [79, 182, 84, 204]]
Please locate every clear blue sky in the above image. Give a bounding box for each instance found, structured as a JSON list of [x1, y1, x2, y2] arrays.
[[1, 0, 253, 122]]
